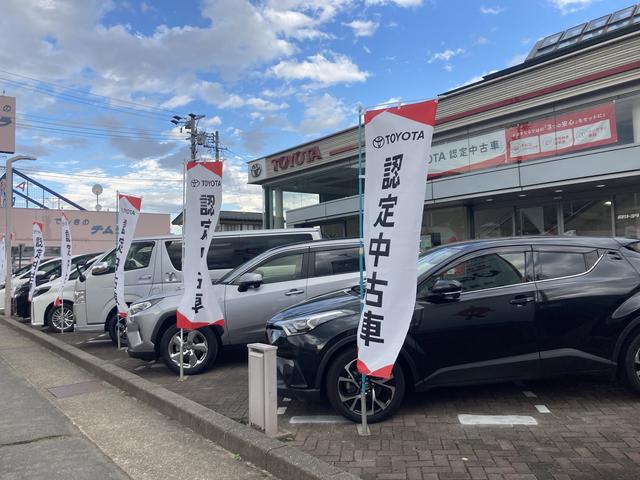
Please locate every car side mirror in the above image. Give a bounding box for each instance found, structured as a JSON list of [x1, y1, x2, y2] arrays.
[[429, 279, 462, 300], [237, 272, 263, 292], [91, 261, 110, 276]]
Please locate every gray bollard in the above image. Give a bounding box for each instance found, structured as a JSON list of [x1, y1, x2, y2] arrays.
[[247, 343, 278, 437]]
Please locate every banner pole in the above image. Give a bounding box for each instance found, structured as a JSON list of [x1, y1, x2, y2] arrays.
[[179, 328, 184, 381], [356, 105, 370, 436], [178, 161, 186, 381], [115, 190, 121, 351]]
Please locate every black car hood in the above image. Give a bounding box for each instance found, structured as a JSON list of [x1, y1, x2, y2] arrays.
[[268, 288, 360, 325]]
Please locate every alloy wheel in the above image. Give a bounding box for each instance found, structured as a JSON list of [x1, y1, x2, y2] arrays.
[[51, 306, 74, 331], [337, 358, 396, 416], [635, 348, 640, 380], [168, 330, 209, 370]]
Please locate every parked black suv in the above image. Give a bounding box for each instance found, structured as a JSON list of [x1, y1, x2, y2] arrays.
[[267, 237, 640, 423]]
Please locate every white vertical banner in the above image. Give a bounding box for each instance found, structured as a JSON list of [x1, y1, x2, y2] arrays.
[[28, 222, 45, 302], [54, 214, 72, 307], [0, 236, 5, 282], [177, 161, 224, 330], [114, 194, 142, 319], [357, 100, 438, 379]]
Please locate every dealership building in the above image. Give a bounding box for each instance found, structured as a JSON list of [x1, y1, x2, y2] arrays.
[[249, 6, 640, 246]]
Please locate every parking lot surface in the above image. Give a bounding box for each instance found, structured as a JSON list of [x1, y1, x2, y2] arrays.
[[51, 326, 640, 480]]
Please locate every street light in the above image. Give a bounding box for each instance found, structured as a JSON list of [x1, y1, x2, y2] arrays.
[[4, 155, 36, 316]]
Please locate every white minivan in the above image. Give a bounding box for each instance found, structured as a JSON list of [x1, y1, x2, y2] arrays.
[[73, 228, 321, 342]]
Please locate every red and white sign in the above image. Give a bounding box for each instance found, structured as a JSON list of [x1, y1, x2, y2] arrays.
[[357, 100, 438, 379], [0, 96, 16, 154], [54, 214, 72, 307], [507, 102, 617, 162], [176, 162, 224, 330], [28, 222, 45, 302], [114, 194, 142, 319]]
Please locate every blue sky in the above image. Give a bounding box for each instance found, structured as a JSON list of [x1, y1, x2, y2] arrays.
[[0, 0, 634, 216]]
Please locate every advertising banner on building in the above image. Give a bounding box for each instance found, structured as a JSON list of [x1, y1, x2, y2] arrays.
[[0, 96, 16, 154], [428, 129, 507, 179], [176, 162, 225, 330], [114, 194, 142, 318], [54, 214, 72, 308], [28, 222, 45, 302], [506, 102, 617, 162], [357, 100, 438, 379]]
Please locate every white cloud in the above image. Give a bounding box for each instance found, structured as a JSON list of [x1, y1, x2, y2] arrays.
[[299, 93, 349, 135], [428, 48, 464, 63], [201, 116, 223, 129], [444, 64, 453, 72], [365, 0, 422, 7], [271, 53, 369, 87], [344, 19, 379, 37], [480, 5, 503, 14], [475, 36, 489, 45], [547, 0, 595, 14]]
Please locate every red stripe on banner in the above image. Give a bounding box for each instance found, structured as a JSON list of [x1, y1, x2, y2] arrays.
[[118, 311, 127, 319], [365, 99, 438, 126], [119, 194, 142, 211], [176, 310, 225, 330], [356, 359, 394, 380], [33, 221, 43, 230], [187, 161, 223, 177], [53, 297, 61, 307]]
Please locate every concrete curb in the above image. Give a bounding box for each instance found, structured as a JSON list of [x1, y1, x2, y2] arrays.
[[0, 316, 360, 480]]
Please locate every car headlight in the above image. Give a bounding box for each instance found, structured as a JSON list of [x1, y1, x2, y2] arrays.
[[128, 298, 163, 317], [74, 290, 86, 304], [33, 286, 50, 298], [275, 309, 356, 336]]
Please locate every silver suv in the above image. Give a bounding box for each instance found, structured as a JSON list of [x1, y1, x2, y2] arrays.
[[126, 238, 361, 374]]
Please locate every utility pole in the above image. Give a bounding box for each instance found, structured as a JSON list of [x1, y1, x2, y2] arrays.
[[215, 131, 220, 161], [171, 114, 205, 162]]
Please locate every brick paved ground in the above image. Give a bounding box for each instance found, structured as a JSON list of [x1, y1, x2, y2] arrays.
[[45, 326, 640, 480]]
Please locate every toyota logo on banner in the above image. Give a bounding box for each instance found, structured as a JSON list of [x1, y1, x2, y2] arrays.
[[191, 179, 201, 187], [373, 136, 385, 148]]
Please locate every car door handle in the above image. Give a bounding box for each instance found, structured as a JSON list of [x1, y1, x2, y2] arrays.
[[138, 274, 152, 281], [285, 289, 305, 296], [510, 295, 534, 306]]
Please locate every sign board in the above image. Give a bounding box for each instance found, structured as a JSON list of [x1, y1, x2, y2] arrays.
[[0, 96, 16, 154]]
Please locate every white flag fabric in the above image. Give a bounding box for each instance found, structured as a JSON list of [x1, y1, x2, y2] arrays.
[[114, 194, 142, 319], [357, 100, 438, 379], [177, 161, 224, 330], [29, 222, 45, 302], [54, 214, 72, 307]]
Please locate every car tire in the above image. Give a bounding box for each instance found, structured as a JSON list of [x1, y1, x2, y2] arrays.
[[325, 349, 405, 423], [46, 301, 75, 333], [159, 325, 218, 375], [623, 332, 640, 393], [108, 313, 127, 346]]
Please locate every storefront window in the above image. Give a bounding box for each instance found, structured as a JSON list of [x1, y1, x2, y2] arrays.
[[474, 207, 514, 238], [516, 205, 558, 235], [320, 222, 346, 239], [421, 206, 469, 248], [615, 193, 640, 238], [563, 199, 612, 236]]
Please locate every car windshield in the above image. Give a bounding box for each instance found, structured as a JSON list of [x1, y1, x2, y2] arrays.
[[416, 245, 466, 278]]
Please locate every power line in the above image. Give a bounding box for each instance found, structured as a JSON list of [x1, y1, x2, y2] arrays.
[[17, 113, 184, 139], [0, 68, 180, 116], [1, 165, 184, 185], [0, 76, 173, 121], [16, 123, 184, 143]]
